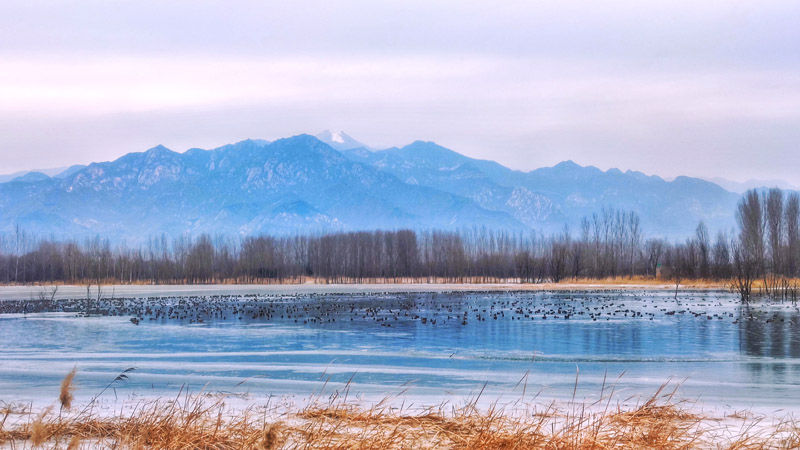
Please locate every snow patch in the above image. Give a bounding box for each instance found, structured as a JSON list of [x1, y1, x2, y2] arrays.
[[330, 131, 345, 144]]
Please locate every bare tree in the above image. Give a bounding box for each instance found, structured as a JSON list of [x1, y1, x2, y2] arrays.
[[664, 246, 685, 299], [694, 222, 710, 278], [548, 234, 570, 283], [711, 231, 731, 279], [731, 238, 756, 302], [645, 238, 665, 277], [785, 193, 800, 277], [734, 190, 765, 301]]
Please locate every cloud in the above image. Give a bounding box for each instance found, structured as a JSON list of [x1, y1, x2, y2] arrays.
[[0, 0, 798, 183]]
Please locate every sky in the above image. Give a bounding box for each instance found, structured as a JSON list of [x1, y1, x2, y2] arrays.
[[1, 0, 799, 184]]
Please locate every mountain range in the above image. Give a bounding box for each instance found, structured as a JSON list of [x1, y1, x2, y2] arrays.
[[0, 131, 756, 243]]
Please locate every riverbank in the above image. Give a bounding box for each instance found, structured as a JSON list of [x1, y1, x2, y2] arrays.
[[0, 279, 731, 301], [2, 383, 798, 449]]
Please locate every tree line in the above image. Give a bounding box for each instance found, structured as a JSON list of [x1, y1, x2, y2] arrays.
[[0, 188, 797, 301]]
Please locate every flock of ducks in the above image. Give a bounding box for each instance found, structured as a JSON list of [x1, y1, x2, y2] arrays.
[[2, 291, 799, 329]]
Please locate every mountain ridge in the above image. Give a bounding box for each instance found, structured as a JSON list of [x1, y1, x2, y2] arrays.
[[0, 133, 751, 242], [0, 135, 525, 242]]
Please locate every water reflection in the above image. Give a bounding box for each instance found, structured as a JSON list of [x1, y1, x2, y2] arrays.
[[738, 305, 800, 357], [1, 290, 800, 409]]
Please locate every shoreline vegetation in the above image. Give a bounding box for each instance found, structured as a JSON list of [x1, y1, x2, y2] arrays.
[[0, 275, 750, 288], [0, 277, 793, 304], [2, 371, 799, 449], [1, 188, 799, 302]]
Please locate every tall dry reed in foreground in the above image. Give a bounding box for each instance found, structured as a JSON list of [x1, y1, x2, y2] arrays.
[[1, 371, 799, 449], [59, 367, 77, 411]]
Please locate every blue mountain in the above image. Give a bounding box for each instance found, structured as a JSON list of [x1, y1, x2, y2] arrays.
[[0, 133, 745, 242], [0, 135, 524, 242], [342, 141, 740, 237]]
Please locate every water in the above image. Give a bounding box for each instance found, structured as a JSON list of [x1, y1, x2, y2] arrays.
[[1, 290, 799, 412]]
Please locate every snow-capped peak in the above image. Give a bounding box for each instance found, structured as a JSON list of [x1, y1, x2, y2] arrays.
[[315, 130, 369, 151], [330, 131, 345, 143]]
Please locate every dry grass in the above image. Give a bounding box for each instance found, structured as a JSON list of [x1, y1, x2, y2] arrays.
[[1, 374, 799, 448], [0, 275, 739, 289], [59, 367, 77, 411]]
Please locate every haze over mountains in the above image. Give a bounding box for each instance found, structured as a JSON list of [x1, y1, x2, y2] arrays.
[[0, 131, 762, 243], [704, 177, 800, 194]]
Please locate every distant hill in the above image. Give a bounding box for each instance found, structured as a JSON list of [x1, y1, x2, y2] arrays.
[[0, 135, 522, 242], [706, 177, 799, 194], [0, 165, 86, 183], [342, 141, 739, 237], [0, 132, 745, 242]]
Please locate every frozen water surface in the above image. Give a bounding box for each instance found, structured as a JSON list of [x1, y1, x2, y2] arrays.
[[1, 289, 799, 413]]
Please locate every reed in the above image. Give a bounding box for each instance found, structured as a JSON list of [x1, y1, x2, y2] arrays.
[[1, 371, 797, 448], [59, 367, 77, 411]]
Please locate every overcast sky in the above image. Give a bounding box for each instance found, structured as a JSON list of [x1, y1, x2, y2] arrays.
[[1, 0, 798, 183]]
